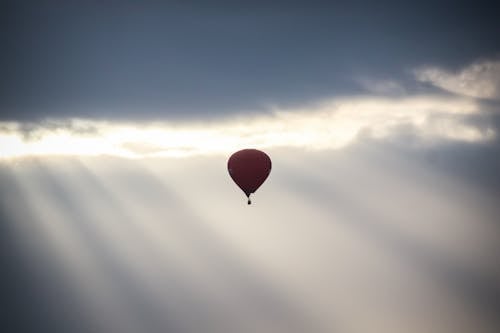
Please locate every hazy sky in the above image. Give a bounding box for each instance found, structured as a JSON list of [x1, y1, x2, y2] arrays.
[[1, 1, 500, 333]]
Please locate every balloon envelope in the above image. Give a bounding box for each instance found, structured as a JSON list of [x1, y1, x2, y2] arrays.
[[228, 149, 272, 203]]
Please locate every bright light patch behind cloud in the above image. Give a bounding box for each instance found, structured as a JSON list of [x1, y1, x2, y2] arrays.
[[0, 95, 495, 159]]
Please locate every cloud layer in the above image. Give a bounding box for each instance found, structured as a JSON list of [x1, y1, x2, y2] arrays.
[[2, 2, 499, 121], [0, 95, 495, 159]]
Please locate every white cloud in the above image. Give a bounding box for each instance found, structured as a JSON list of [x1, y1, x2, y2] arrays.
[[415, 60, 500, 99], [0, 95, 495, 159]]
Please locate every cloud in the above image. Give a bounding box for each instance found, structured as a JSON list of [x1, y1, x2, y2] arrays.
[[4, 2, 500, 122], [415, 60, 500, 99], [0, 95, 495, 159], [356, 78, 407, 96]]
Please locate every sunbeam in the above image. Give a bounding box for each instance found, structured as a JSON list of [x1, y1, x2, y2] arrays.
[[2, 143, 499, 333], [5, 163, 135, 333]]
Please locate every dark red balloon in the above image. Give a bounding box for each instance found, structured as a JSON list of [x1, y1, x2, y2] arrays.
[[228, 149, 272, 204]]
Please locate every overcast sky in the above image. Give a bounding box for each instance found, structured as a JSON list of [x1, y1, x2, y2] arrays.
[[1, 0, 499, 120], [1, 1, 500, 333]]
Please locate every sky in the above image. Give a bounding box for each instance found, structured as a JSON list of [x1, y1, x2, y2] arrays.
[[1, 1, 500, 332]]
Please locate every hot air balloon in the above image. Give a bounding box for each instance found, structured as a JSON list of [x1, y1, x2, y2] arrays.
[[228, 149, 272, 205]]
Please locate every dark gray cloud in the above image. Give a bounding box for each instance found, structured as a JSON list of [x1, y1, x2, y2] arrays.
[[1, 0, 499, 120]]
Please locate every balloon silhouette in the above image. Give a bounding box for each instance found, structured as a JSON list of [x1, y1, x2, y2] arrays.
[[228, 149, 272, 205]]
